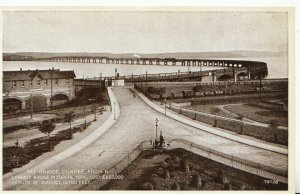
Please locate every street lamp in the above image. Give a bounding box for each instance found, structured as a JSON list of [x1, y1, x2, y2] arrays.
[[30, 93, 33, 119], [114, 102, 116, 120], [155, 118, 159, 140], [200, 63, 202, 81], [84, 102, 87, 129], [164, 98, 167, 115], [194, 105, 197, 120]]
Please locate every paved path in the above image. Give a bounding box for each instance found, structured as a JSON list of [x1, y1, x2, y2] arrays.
[[218, 104, 288, 130], [186, 103, 287, 130], [3, 87, 288, 190]]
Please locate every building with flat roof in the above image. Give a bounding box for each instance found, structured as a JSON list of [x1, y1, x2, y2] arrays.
[[3, 68, 76, 113]]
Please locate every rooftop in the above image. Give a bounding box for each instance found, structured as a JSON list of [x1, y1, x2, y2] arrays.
[[3, 68, 76, 81]]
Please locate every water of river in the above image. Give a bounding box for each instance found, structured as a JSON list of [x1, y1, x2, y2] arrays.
[[2, 56, 288, 79]]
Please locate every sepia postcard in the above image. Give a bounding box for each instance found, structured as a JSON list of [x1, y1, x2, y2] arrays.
[[0, 6, 295, 193]]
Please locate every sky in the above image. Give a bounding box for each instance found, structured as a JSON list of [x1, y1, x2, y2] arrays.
[[3, 11, 288, 53]]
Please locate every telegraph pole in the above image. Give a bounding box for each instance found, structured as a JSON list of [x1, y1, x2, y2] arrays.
[[146, 71, 148, 96], [155, 118, 158, 140], [30, 93, 33, 119], [259, 75, 263, 101], [50, 68, 53, 107], [114, 102, 116, 120], [164, 98, 167, 115], [200, 63, 202, 81], [84, 100, 87, 129], [194, 105, 197, 120]]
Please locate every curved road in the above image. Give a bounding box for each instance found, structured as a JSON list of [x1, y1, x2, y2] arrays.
[[3, 87, 288, 190]]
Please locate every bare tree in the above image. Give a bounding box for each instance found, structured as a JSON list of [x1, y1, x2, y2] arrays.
[[38, 119, 55, 150], [270, 119, 279, 129], [65, 111, 75, 138], [270, 119, 279, 143], [92, 105, 98, 121]]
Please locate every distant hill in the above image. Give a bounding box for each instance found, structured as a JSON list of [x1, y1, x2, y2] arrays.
[[3, 50, 286, 61]]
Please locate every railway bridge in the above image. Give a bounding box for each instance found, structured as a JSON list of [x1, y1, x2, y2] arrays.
[[40, 56, 268, 81]]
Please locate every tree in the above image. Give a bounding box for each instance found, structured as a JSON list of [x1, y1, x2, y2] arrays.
[[171, 182, 180, 190], [191, 173, 202, 188], [38, 119, 55, 150], [92, 105, 98, 121], [215, 168, 226, 184], [141, 182, 154, 190], [210, 107, 220, 127], [270, 119, 279, 129], [270, 119, 279, 143], [65, 111, 75, 138]]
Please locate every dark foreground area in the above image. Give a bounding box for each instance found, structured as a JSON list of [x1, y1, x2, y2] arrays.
[[102, 148, 287, 190]]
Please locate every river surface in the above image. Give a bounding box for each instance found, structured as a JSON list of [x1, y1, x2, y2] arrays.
[[3, 56, 288, 79]]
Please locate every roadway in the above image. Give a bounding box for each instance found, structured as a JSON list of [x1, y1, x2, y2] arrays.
[[3, 87, 288, 190]]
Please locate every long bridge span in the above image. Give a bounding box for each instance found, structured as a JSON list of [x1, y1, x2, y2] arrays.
[[39, 56, 268, 81], [42, 56, 265, 69], [34, 56, 270, 87]]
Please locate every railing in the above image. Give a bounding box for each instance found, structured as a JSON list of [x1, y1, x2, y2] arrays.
[[81, 141, 150, 190], [169, 139, 287, 179], [82, 136, 287, 190]]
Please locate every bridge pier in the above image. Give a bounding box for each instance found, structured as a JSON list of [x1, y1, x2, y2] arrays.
[[247, 67, 251, 80], [213, 71, 217, 82], [46, 98, 51, 107], [233, 69, 237, 82], [21, 101, 26, 109]]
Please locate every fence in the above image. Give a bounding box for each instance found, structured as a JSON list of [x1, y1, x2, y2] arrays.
[[168, 105, 288, 145], [82, 137, 287, 190], [169, 139, 287, 183], [81, 141, 148, 190]]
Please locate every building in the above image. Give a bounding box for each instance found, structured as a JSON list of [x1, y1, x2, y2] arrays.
[[3, 68, 76, 113]]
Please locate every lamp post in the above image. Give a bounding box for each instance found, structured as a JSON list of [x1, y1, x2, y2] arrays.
[[155, 118, 158, 140], [114, 102, 116, 120], [200, 62, 202, 81], [83, 99, 87, 129], [30, 93, 33, 119], [194, 105, 197, 120], [164, 98, 167, 115], [259, 75, 263, 101]]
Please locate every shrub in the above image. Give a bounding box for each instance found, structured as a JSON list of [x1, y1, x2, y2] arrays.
[[180, 160, 190, 173], [191, 173, 202, 188], [171, 182, 180, 190], [180, 181, 189, 190], [165, 170, 170, 179], [161, 161, 168, 168], [215, 168, 225, 184], [223, 182, 232, 190], [141, 182, 154, 190]]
